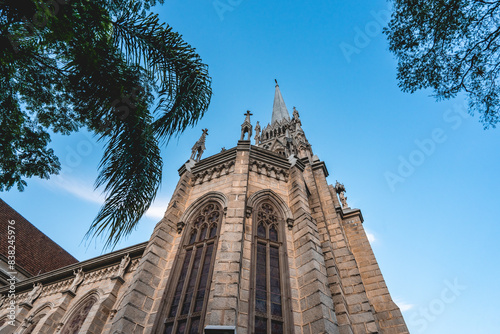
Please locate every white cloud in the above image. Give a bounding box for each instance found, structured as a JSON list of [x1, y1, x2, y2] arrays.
[[365, 230, 376, 243], [44, 173, 170, 220], [145, 198, 170, 220], [48, 174, 105, 205], [395, 300, 414, 312]]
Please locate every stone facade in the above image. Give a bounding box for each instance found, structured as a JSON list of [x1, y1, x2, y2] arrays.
[[0, 83, 409, 333]]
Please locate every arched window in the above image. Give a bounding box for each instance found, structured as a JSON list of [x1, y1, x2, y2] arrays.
[[251, 202, 291, 334], [61, 296, 97, 334], [24, 314, 44, 334], [163, 202, 222, 334]]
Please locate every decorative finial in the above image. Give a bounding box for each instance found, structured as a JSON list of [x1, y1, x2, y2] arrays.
[[275, 79, 278, 86], [240, 110, 253, 141], [254, 121, 261, 145], [190, 129, 208, 162]]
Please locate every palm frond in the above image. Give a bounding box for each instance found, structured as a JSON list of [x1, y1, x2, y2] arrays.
[[110, 4, 212, 142], [86, 104, 163, 249]]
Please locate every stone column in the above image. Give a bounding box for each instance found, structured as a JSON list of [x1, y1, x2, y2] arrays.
[[341, 211, 409, 334], [205, 140, 250, 329], [306, 161, 378, 334], [111, 168, 193, 334], [287, 164, 339, 334]]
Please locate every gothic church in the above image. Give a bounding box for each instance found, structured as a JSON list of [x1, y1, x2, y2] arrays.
[[0, 83, 409, 333]]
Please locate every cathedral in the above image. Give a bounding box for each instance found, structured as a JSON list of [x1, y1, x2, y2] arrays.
[[0, 83, 409, 333]]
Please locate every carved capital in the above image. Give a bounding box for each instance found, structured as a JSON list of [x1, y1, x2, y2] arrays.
[[109, 309, 118, 320], [177, 221, 185, 234], [246, 206, 253, 218], [56, 322, 64, 332]]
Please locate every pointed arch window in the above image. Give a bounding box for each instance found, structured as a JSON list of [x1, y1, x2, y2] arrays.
[[251, 202, 292, 334], [163, 202, 222, 334], [61, 297, 96, 334]]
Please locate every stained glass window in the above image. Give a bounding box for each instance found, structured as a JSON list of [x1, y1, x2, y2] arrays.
[[251, 202, 287, 333], [163, 202, 222, 334], [61, 297, 96, 334]]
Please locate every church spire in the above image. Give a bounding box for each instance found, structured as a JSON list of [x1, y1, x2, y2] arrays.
[[271, 80, 291, 124]]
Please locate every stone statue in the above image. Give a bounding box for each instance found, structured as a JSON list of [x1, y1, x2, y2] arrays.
[[335, 181, 349, 209], [339, 192, 348, 209], [25, 283, 42, 305], [254, 121, 261, 144], [115, 254, 131, 278], [293, 106, 300, 121], [190, 128, 209, 162], [240, 110, 253, 141], [68, 268, 84, 293]]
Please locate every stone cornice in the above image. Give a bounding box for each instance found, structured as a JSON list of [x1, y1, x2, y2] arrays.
[[311, 160, 329, 177], [248, 146, 291, 182], [236, 140, 251, 150], [336, 207, 364, 224], [0, 242, 147, 295], [191, 148, 237, 174], [249, 146, 291, 170], [190, 148, 237, 185], [288, 155, 305, 172]]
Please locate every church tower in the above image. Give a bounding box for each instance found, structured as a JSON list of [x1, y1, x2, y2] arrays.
[[110, 82, 409, 334]]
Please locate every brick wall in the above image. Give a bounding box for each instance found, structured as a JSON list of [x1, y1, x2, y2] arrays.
[[0, 198, 78, 276]]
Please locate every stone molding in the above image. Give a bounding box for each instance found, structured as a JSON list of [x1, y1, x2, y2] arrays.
[[311, 160, 329, 177], [249, 159, 289, 182], [179, 191, 229, 225], [0, 243, 146, 297], [192, 160, 235, 185], [336, 207, 364, 224], [246, 189, 294, 222]]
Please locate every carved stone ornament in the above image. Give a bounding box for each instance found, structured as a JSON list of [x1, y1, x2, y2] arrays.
[[25, 283, 42, 305], [56, 322, 64, 332], [109, 309, 118, 319], [240, 110, 253, 141], [68, 268, 85, 294], [335, 181, 349, 209], [335, 180, 346, 194], [246, 206, 253, 218], [254, 121, 261, 144], [191, 129, 209, 162], [21, 314, 34, 329], [114, 254, 131, 279], [177, 221, 186, 234], [287, 218, 294, 230]]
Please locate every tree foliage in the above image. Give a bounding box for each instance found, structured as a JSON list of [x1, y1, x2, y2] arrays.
[[385, 0, 500, 128], [0, 0, 212, 247]]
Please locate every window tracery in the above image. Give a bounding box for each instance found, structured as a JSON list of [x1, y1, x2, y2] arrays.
[[163, 202, 222, 334], [251, 201, 290, 334], [61, 297, 96, 334]]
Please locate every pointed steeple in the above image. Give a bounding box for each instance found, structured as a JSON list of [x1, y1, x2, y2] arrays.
[[271, 80, 291, 124]]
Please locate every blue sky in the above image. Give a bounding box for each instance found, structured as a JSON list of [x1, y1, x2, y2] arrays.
[[2, 1, 500, 333]]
